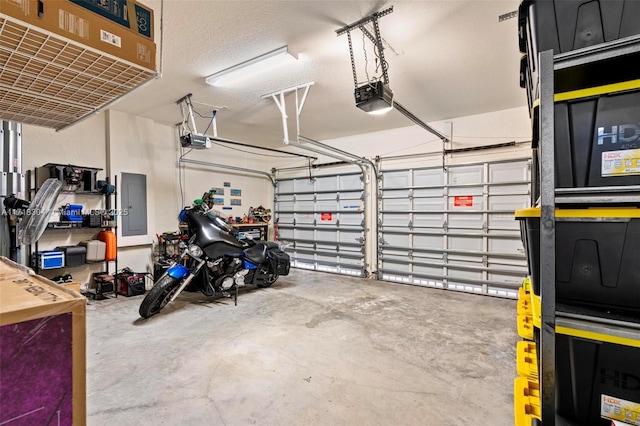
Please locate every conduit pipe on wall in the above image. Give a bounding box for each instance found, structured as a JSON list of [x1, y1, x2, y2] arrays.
[[285, 138, 372, 276], [294, 135, 379, 277], [265, 83, 379, 276], [179, 158, 276, 187]]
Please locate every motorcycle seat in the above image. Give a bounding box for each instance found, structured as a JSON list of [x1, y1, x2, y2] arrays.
[[243, 242, 269, 264]]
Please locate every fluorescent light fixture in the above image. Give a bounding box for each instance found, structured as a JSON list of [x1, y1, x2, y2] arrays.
[[205, 46, 297, 87]]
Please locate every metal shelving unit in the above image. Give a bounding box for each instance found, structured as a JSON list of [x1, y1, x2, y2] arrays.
[[28, 167, 118, 297], [535, 34, 640, 425]]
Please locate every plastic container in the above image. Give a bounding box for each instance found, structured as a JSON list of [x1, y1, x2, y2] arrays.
[[97, 230, 116, 261], [519, 53, 536, 115], [531, 88, 640, 189], [514, 377, 541, 426], [517, 313, 535, 341], [61, 204, 83, 222], [555, 332, 640, 425], [516, 207, 640, 312], [517, 287, 533, 317], [80, 240, 106, 262], [517, 341, 539, 380], [35, 250, 64, 269], [518, 1, 640, 55], [55, 245, 87, 267]]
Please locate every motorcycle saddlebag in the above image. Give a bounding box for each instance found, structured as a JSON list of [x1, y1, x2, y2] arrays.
[[269, 250, 290, 276]]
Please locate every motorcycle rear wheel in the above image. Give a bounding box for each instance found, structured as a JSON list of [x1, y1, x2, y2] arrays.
[[139, 274, 181, 318], [257, 273, 278, 288]]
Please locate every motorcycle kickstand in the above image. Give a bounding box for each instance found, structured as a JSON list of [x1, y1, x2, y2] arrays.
[[234, 284, 238, 306]]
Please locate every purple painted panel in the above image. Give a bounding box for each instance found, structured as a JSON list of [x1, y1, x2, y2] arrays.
[[0, 313, 73, 425]]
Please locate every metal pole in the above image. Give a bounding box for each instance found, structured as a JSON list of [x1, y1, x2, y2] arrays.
[[335, 6, 394, 36], [393, 102, 449, 142], [209, 136, 316, 160], [539, 48, 556, 426], [179, 158, 276, 187], [296, 135, 379, 277]]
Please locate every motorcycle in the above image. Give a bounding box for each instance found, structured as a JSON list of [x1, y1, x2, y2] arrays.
[[139, 208, 290, 318]]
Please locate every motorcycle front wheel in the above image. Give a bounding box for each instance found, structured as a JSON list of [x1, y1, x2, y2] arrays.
[[139, 274, 181, 318]]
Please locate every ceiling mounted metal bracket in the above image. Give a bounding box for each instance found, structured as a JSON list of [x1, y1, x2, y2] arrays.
[[262, 82, 315, 144], [176, 93, 218, 138], [336, 6, 393, 88], [176, 92, 315, 159]]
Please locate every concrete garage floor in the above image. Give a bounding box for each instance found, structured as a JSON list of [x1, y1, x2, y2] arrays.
[[86, 269, 518, 426]]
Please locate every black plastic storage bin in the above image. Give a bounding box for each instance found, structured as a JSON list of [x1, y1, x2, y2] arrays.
[[555, 333, 640, 425], [518, 0, 640, 56], [55, 245, 87, 267], [515, 207, 640, 312], [518, 0, 640, 114], [531, 89, 640, 189]]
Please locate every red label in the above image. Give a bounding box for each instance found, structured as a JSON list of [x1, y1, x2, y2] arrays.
[[320, 212, 332, 221], [453, 196, 473, 207]]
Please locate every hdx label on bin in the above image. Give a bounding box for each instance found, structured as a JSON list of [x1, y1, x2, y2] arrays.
[[601, 149, 640, 177], [601, 394, 640, 425]]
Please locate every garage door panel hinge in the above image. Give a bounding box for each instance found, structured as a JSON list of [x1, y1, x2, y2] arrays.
[[482, 222, 488, 232], [443, 221, 448, 231], [408, 189, 413, 199], [336, 193, 340, 201], [442, 253, 448, 262], [482, 255, 488, 267], [408, 220, 413, 230], [356, 236, 365, 244], [313, 219, 317, 226], [379, 238, 387, 246]]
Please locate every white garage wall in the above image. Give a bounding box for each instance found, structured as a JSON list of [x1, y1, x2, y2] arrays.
[[22, 110, 274, 284], [176, 139, 274, 223]]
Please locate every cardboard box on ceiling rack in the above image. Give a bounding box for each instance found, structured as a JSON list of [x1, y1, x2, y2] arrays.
[[0, 0, 156, 71]]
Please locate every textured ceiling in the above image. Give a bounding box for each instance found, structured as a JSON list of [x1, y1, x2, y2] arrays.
[[112, 0, 525, 147]]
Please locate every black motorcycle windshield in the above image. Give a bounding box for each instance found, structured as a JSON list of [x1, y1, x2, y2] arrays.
[[187, 211, 243, 249]]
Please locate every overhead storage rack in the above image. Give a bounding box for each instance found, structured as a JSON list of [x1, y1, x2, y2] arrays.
[[0, 10, 157, 130]]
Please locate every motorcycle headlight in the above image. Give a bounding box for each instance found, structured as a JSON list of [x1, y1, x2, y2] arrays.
[[188, 244, 203, 258]]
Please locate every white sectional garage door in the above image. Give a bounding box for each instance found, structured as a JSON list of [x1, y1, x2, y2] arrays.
[[275, 172, 366, 276], [378, 159, 530, 298]]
